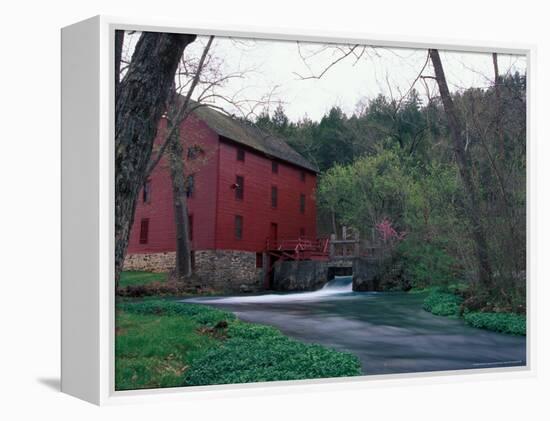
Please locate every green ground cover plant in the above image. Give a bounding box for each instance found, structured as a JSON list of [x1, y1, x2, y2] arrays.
[[463, 311, 526, 336], [422, 289, 463, 317], [421, 289, 526, 336], [116, 300, 361, 390], [182, 321, 361, 386]]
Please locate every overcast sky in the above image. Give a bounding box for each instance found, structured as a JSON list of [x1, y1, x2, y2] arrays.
[[124, 33, 527, 122]]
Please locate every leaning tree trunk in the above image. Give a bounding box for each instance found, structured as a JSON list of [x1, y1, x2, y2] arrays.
[[114, 30, 124, 91], [429, 49, 493, 289], [167, 112, 193, 278], [115, 32, 196, 286]]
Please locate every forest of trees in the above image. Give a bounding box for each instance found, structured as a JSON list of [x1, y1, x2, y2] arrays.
[[254, 73, 526, 313]]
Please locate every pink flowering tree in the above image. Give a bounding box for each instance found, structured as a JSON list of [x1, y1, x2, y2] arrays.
[[376, 218, 407, 249]]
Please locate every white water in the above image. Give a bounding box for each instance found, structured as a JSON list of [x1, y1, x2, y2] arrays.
[[181, 276, 354, 304]]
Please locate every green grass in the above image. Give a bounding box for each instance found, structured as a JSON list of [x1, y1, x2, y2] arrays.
[[119, 271, 167, 288], [422, 289, 463, 317], [464, 311, 526, 336], [118, 300, 236, 326], [115, 311, 217, 390], [116, 300, 361, 390]]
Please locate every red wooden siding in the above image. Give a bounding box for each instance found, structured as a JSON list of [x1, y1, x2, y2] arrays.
[[127, 114, 220, 254], [214, 138, 317, 252]]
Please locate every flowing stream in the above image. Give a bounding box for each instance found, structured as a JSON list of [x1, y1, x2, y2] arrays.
[[181, 276, 526, 375]]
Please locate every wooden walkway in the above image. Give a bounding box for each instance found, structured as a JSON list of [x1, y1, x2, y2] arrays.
[[265, 237, 330, 261], [264, 232, 372, 262]]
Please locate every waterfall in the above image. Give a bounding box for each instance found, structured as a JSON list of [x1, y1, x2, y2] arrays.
[[181, 276, 354, 304], [322, 276, 353, 292]]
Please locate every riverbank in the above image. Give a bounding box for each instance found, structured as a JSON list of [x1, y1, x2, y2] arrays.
[[419, 288, 526, 336], [115, 299, 361, 390], [118, 271, 527, 339], [117, 270, 221, 297], [190, 278, 525, 374]]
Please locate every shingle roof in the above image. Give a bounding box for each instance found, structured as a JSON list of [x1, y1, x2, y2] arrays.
[[189, 102, 318, 173]]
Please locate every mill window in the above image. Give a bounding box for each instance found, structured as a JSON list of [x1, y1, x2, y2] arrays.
[[271, 186, 278, 208], [187, 145, 203, 159], [235, 175, 244, 200], [139, 218, 149, 244], [237, 148, 245, 162], [143, 180, 151, 203], [235, 215, 243, 240]]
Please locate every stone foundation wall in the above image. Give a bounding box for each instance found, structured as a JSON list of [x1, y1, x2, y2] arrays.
[[194, 250, 262, 293], [272, 260, 329, 291], [123, 252, 176, 273], [352, 257, 380, 291], [123, 250, 263, 293], [352, 256, 410, 291]]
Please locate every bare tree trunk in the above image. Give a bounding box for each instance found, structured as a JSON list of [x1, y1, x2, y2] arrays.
[[156, 38, 213, 279], [429, 49, 493, 289], [115, 32, 196, 286], [167, 110, 193, 278], [490, 53, 521, 274], [145, 36, 214, 177], [114, 30, 124, 90], [331, 210, 338, 236], [492, 53, 505, 158]]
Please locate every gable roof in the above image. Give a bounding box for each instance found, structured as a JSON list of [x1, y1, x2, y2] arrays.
[[188, 102, 318, 173]]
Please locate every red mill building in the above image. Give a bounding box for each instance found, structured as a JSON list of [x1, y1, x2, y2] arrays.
[[124, 103, 321, 291]]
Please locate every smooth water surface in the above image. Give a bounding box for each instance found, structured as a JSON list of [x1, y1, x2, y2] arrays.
[[181, 276, 526, 375]]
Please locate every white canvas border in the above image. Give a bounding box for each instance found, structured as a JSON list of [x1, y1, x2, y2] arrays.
[[61, 14, 536, 405]]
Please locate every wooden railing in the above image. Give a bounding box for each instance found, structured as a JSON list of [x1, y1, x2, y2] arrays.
[[265, 233, 378, 261], [266, 237, 328, 251], [265, 237, 329, 260]]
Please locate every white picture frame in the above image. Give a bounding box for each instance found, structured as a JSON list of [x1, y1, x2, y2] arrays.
[[61, 15, 535, 406]]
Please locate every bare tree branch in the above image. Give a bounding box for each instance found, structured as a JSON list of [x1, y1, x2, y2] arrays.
[[293, 44, 360, 80], [146, 36, 215, 175]]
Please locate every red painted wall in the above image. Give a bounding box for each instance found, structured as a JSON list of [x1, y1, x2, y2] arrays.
[[127, 115, 318, 255], [214, 138, 317, 252], [127, 114, 220, 254]]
